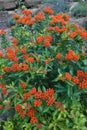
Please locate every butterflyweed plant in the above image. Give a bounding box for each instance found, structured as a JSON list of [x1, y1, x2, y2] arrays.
[[0, 7, 87, 129]]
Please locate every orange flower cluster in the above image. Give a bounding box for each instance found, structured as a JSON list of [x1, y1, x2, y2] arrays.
[[22, 9, 32, 15], [47, 25, 68, 33], [0, 84, 7, 96], [70, 31, 78, 39], [69, 24, 87, 39], [6, 47, 18, 62], [3, 63, 29, 72], [15, 104, 25, 117], [56, 53, 62, 59], [44, 35, 52, 47], [64, 70, 87, 89], [0, 51, 3, 57], [15, 87, 55, 124], [0, 29, 6, 35], [65, 50, 79, 61], [36, 35, 52, 47], [34, 12, 45, 22], [12, 37, 18, 46], [12, 9, 35, 26], [36, 36, 44, 44], [20, 82, 26, 89], [65, 72, 72, 80], [63, 70, 87, 89], [43, 7, 54, 15], [76, 70, 87, 89], [27, 57, 34, 63], [50, 13, 68, 25]]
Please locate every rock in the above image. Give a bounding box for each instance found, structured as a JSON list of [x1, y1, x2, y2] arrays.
[[70, 17, 87, 27], [31, 8, 40, 15], [69, 2, 79, 14], [0, 109, 15, 123], [0, 1, 4, 10], [37, 3, 54, 10], [3, 0, 16, 10], [25, 0, 41, 7], [0, 11, 8, 29]]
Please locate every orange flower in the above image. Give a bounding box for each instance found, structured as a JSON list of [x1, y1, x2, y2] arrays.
[[34, 99, 42, 107], [0, 105, 2, 110], [80, 31, 87, 39], [19, 109, 25, 118], [23, 93, 31, 101], [23, 54, 29, 59], [0, 51, 3, 57], [0, 29, 6, 35], [3, 67, 10, 72], [84, 72, 87, 80], [22, 63, 29, 71], [47, 88, 54, 96], [12, 13, 20, 19], [50, 13, 65, 25], [22, 9, 32, 15], [11, 63, 21, 72], [65, 50, 79, 61], [15, 104, 22, 112], [30, 116, 37, 124], [42, 92, 48, 100], [36, 36, 44, 44], [43, 7, 54, 15], [70, 31, 78, 39], [44, 40, 51, 47], [20, 82, 26, 89], [65, 53, 73, 61], [46, 35, 52, 42], [27, 57, 34, 63], [65, 72, 72, 80], [2, 88, 7, 95], [12, 37, 18, 45], [63, 14, 70, 21], [79, 80, 87, 89], [34, 12, 45, 21], [46, 97, 55, 106], [56, 53, 62, 59], [21, 47, 27, 54], [73, 54, 79, 61], [34, 91, 42, 98], [30, 87, 37, 95], [72, 76, 80, 85], [27, 108, 35, 117], [77, 70, 84, 78]]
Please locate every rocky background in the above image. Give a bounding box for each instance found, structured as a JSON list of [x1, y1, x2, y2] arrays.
[[0, 0, 87, 29]]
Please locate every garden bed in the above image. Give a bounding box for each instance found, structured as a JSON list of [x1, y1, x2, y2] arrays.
[[0, 3, 87, 130]]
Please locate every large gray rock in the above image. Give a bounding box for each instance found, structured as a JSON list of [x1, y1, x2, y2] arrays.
[[25, 0, 41, 7], [3, 0, 16, 10]]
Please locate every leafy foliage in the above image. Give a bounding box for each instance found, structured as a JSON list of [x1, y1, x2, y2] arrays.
[[71, 2, 87, 18]]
